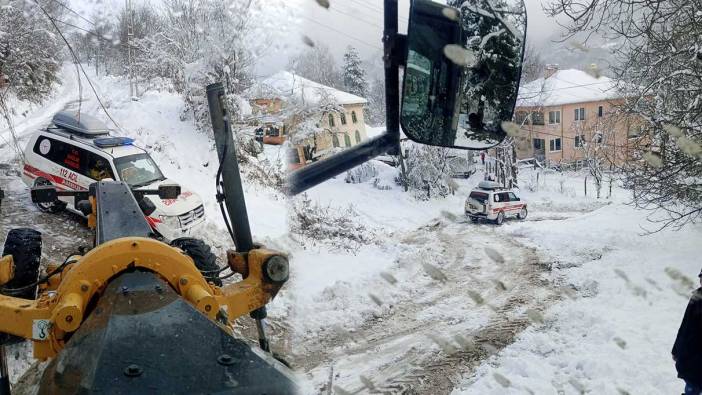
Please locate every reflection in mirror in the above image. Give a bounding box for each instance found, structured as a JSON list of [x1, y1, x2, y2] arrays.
[[454, 0, 526, 148], [401, 0, 526, 150]]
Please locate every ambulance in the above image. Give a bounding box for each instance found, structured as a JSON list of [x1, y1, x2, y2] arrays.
[[464, 181, 528, 225], [21, 111, 206, 241]]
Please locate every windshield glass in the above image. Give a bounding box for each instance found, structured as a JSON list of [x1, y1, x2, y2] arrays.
[[113, 153, 165, 187]]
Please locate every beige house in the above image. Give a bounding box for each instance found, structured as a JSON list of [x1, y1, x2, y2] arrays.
[[514, 66, 639, 167], [248, 71, 368, 162]]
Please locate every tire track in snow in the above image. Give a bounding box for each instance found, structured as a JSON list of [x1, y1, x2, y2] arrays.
[[294, 215, 558, 394]]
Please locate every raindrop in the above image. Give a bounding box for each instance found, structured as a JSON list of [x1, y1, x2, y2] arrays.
[[421, 262, 448, 283], [467, 290, 484, 305], [443, 44, 476, 67], [500, 121, 520, 137], [493, 372, 511, 388], [613, 336, 627, 349], [526, 309, 544, 324], [642, 152, 662, 168], [301, 35, 315, 47], [379, 271, 398, 285], [368, 293, 383, 306], [484, 247, 505, 264], [441, 8, 459, 21]]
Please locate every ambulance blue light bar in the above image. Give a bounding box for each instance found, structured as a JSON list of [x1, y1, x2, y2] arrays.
[[93, 137, 134, 148]]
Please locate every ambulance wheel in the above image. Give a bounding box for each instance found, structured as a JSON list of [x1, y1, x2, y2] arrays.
[[518, 207, 528, 220], [34, 178, 65, 213], [494, 212, 504, 225], [1, 228, 42, 345], [170, 238, 223, 286]]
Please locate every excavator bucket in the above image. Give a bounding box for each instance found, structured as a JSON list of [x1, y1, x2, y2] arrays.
[[38, 270, 297, 394]]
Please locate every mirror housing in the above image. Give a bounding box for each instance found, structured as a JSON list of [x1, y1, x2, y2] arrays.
[[31, 186, 58, 204], [401, 0, 526, 150], [158, 184, 181, 200]]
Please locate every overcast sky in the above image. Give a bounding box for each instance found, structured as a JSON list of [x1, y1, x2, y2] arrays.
[[257, 0, 565, 76]]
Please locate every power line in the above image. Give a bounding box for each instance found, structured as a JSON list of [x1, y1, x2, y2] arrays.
[[299, 15, 383, 50], [517, 125, 634, 149], [34, 0, 124, 133], [46, 0, 96, 26]]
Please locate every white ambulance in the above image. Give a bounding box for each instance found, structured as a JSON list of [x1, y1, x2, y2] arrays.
[[464, 181, 527, 225], [21, 111, 206, 241]]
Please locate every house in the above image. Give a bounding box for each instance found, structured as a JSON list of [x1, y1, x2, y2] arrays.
[[247, 71, 368, 162], [514, 66, 640, 167]]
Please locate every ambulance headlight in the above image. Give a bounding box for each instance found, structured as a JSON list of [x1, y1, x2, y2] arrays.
[[158, 215, 181, 229]]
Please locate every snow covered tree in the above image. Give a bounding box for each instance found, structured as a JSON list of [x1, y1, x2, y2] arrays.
[[399, 144, 459, 200], [546, 0, 702, 230], [342, 46, 368, 99], [0, 1, 63, 103], [521, 43, 545, 83], [366, 75, 386, 126], [288, 43, 343, 89]]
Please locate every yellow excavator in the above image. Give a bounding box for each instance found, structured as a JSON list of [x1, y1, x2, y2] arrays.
[[0, 85, 295, 394], [0, 0, 526, 393]]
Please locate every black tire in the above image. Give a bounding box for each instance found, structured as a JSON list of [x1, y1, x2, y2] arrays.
[[470, 216, 479, 223], [494, 211, 504, 225], [1, 228, 42, 345], [518, 207, 528, 220], [170, 238, 222, 286], [34, 178, 65, 213]]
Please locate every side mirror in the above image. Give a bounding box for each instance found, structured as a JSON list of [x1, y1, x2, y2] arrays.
[[31, 186, 58, 204], [158, 184, 181, 200], [401, 0, 526, 149]]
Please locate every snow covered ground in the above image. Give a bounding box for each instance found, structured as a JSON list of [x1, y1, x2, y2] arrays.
[[452, 170, 702, 395], [288, 163, 701, 394]]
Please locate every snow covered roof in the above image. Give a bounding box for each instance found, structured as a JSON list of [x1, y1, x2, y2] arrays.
[[517, 69, 623, 107], [249, 71, 367, 106]]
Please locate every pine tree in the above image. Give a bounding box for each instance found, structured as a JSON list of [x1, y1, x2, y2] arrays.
[[342, 46, 368, 98]]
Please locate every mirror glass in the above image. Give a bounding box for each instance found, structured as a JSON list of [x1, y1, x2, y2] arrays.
[[401, 0, 526, 149]]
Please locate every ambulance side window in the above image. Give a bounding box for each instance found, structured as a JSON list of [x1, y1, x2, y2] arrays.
[[33, 137, 80, 172], [83, 151, 115, 180], [495, 192, 510, 202], [508, 192, 519, 201]]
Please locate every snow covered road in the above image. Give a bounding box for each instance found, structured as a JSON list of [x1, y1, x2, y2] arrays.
[[293, 213, 559, 394]]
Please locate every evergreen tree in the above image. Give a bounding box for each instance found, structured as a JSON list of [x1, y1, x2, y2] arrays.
[[342, 46, 368, 98]]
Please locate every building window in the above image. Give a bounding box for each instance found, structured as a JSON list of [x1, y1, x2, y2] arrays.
[[355, 130, 361, 143], [594, 132, 603, 144], [531, 111, 544, 125], [328, 113, 335, 127], [598, 106, 604, 117], [549, 138, 562, 151], [515, 111, 529, 125], [351, 111, 358, 124], [548, 110, 560, 124], [574, 107, 585, 121], [533, 138, 545, 150], [575, 135, 585, 148], [340, 113, 347, 125], [332, 134, 340, 148], [344, 133, 352, 147]]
